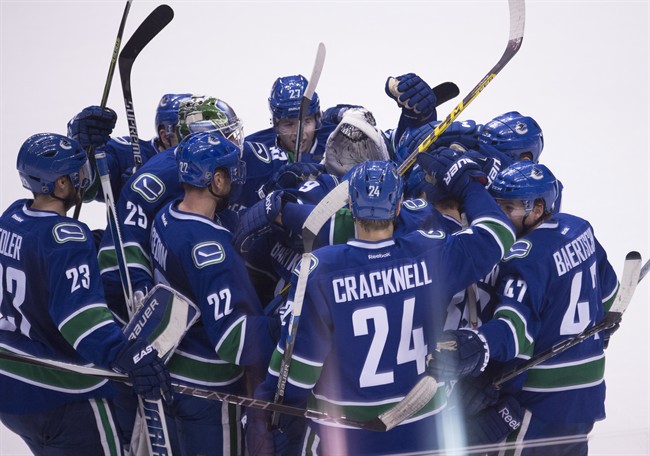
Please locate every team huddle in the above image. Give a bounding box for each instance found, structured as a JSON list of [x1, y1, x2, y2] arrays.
[[0, 73, 619, 456]]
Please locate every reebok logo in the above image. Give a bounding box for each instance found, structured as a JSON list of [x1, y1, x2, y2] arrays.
[[265, 194, 274, 215], [498, 406, 521, 430]]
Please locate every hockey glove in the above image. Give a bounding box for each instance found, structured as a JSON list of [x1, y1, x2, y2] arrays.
[[385, 73, 437, 122], [416, 147, 487, 197], [466, 395, 523, 445], [67, 106, 117, 148], [234, 191, 287, 253], [427, 329, 489, 381], [322, 104, 364, 125], [244, 406, 305, 456], [456, 375, 500, 415], [464, 149, 503, 189], [258, 162, 325, 199], [111, 337, 173, 403]]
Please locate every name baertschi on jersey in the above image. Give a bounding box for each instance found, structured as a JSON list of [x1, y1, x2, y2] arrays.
[[332, 260, 432, 304], [552, 227, 596, 277], [0, 227, 22, 261]]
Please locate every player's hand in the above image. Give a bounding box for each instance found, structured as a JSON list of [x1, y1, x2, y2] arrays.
[[258, 162, 325, 198], [466, 396, 523, 445], [385, 73, 437, 122], [416, 147, 487, 197], [234, 191, 286, 253], [426, 329, 489, 381], [67, 106, 117, 148], [111, 337, 173, 403]]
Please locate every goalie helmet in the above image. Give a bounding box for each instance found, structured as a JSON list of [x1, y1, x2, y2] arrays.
[[177, 96, 244, 147], [155, 93, 193, 134], [268, 75, 321, 125], [478, 111, 544, 162], [17, 133, 93, 195], [175, 131, 246, 188], [490, 161, 559, 215], [349, 160, 403, 221], [323, 108, 390, 177]]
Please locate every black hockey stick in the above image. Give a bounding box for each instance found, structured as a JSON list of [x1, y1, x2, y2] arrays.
[[493, 251, 643, 388], [73, 0, 133, 220], [295, 42, 326, 163], [119, 4, 174, 170], [0, 349, 435, 432]]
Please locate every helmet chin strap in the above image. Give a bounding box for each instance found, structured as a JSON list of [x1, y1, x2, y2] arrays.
[[208, 182, 229, 212]]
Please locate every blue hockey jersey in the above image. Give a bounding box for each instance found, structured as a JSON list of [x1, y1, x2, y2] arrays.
[[149, 201, 276, 392], [478, 213, 619, 424], [0, 200, 127, 413]]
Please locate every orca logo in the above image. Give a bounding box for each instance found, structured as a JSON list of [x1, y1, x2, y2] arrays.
[[208, 134, 221, 145], [403, 199, 428, 210], [192, 242, 226, 268], [418, 229, 446, 239], [250, 142, 271, 163], [131, 173, 166, 203], [531, 167, 544, 180], [514, 121, 528, 135], [53, 223, 86, 243], [59, 139, 72, 150], [292, 254, 318, 277]]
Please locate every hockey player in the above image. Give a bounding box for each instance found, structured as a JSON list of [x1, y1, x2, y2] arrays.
[[427, 161, 619, 455], [67, 93, 193, 202], [245, 157, 516, 455], [148, 131, 279, 455], [0, 133, 173, 455]]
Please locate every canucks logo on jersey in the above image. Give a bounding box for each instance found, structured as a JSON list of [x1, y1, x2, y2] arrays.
[[192, 242, 226, 268]]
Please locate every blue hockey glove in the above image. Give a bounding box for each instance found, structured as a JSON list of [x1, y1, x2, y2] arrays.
[[67, 106, 117, 148], [427, 330, 489, 381], [466, 396, 523, 445], [385, 73, 437, 122], [258, 162, 325, 198], [234, 191, 286, 253], [603, 318, 621, 349], [456, 375, 500, 415], [322, 104, 364, 124], [464, 149, 503, 189], [244, 406, 304, 456], [111, 337, 173, 403], [416, 147, 487, 197]]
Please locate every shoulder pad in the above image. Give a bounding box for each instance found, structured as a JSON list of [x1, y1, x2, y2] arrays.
[[52, 222, 87, 243], [503, 239, 533, 261], [192, 241, 226, 268], [130, 173, 166, 203], [402, 198, 429, 211]]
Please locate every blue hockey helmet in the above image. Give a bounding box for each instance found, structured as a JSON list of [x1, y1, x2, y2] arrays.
[[177, 96, 244, 147], [155, 93, 193, 132], [17, 133, 92, 195], [490, 161, 559, 215], [478, 111, 544, 162], [268, 75, 321, 124], [175, 131, 246, 188], [349, 160, 404, 221]]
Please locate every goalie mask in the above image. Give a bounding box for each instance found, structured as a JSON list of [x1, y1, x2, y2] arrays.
[[323, 108, 390, 178], [177, 96, 244, 148]]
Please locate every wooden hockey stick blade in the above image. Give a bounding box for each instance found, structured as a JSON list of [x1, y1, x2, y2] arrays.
[[432, 81, 460, 107], [397, 0, 525, 175], [371, 376, 439, 431], [493, 251, 642, 388], [295, 42, 326, 161]]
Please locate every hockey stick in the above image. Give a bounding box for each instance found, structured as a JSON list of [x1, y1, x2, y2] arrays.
[[0, 349, 433, 432], [295, 42, 326, 163], [119, 4, 174, 171], [73, 0, 133, 220], [272, 0, 526, 429], [493, 250, 643, 388], [431, 81, 461, 107]]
